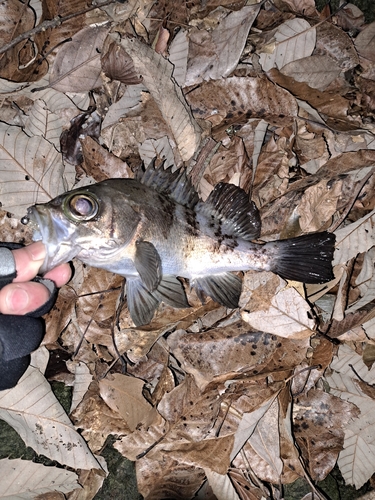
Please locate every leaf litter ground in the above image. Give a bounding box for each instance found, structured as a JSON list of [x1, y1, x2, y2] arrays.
[[1, 0, 375, 498]]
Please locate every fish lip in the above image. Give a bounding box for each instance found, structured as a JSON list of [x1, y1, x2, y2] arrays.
[[27, 204, 79, 274], [27, 206, 49, 243]]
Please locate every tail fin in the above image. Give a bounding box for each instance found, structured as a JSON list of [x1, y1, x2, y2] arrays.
[[268, 231, 335, 284]]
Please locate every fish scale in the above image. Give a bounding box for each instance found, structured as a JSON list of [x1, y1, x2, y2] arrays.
[[26, 161, 336, 326]]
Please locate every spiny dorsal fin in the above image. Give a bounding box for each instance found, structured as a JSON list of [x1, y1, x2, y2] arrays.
[[200, 183, 261, 241], [140, 159, 199, 209]]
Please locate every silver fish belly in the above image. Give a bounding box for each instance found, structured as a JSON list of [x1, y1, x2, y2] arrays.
[[26, 163, 335, 326]]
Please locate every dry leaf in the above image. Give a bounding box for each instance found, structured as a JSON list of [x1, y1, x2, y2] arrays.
[[0, 458, 80, 498], [50, 26, 109, 92], [114, 33, 201, 162]]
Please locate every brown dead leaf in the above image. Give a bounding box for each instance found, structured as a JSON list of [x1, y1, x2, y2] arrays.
[[267, 68, 361, 131], [315, 22, 359, 71], [0, 0, 36, 81], [136, 455, 205, 500], [101, 41, 143, 85], [115, 33, 201, 162], [355, 22, 375, 62], [228, 469, 266, 499], [44, 286, 76, 345], [293, 389, 360, 481], [297, 178, 342, 232], [71, 381, 131, 453], [99, 373, 157, 432], [50, 26, 109, 92], [167, 321, 282, 389], [353, 377, 375, 400], [281, 55, 342, 92], [81, 136, 134, 182], [68, 466, 107, 500], [187, 75, 298, 131], [279, 0, 318, 17], [202, 136, 253, 193]]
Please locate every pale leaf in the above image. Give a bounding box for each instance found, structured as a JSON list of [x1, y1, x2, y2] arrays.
[[242, 287, 315, 339], [101, 83, 146, 130], [281, 54, 342, 91], [139, 136, 176, 169], [333, 208, 375, 266], [230, 394, 278, 461], [253, 120, 268, 179], [346, 247, 375, 313], [68, 361, 93, 413], [99, 374, 157, 432], [363, 316, 375, 341], [0, 122, 75, 217], [23, 99, 63, 150], [326, 344, 375, 488], [0, 367, 101, 471], [50, 25, 109, 92], [354, 21, 375, 62], [259, 18, 316, 72], [168, 29, 188, 86], [29, 0, 42, 24], [0, 458, 80, 498], [298, 178, 342, 232], [186, 5, 261, 86], [114, 33, 201, 161], [297, 98, 325, 126], [248, 398, 283, 477], [204, 469, 241, 500]]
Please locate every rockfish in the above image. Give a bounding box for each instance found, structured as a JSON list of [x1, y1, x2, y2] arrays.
[[26, 163, 335, 326]]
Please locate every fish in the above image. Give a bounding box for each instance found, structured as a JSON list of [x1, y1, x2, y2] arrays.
[[25, 162, 336, 326]]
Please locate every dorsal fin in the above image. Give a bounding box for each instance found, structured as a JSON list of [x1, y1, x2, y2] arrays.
[[200, 183, 261, 241], [140, 159, 199, 209]]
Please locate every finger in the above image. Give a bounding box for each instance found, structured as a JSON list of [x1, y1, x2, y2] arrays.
[[13, 242, 71, 286], [44, 263, 72, 288], [0, 282, 50, 315], [12, 242, 46, 282]]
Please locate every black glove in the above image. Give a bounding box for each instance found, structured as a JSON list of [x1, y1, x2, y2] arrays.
[[0, 243, 57, 390]]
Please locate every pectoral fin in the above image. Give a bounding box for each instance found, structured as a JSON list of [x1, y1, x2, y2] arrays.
[[126, 278, 160, 326], [192, 272, 242, 309], [134, 240, 162, 292]]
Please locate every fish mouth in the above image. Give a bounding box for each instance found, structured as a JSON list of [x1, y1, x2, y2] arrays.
[[28, 207, 46, 242], [27, 205, 80, 275]]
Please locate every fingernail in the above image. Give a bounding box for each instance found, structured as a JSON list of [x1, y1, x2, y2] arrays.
[[29, 241, 46, 261], [6, 287, 29, 313]]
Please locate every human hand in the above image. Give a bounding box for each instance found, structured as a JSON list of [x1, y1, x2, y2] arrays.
[[0, 241, 71, 315], [0, 241, 71, 390]]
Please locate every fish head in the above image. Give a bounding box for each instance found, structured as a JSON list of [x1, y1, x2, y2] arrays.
[[27, 180, 141, 274]]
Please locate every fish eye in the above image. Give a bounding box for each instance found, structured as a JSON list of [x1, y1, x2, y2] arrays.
[[63, 193, 99, 222]]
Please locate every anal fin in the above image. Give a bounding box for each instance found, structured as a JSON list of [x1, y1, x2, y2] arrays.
[[192, 272, 242, 309], [153, 275, 189, 308], [126, 275, 189, 326]]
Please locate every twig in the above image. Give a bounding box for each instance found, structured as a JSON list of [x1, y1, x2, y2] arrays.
[[0, 0, 116, 56]]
